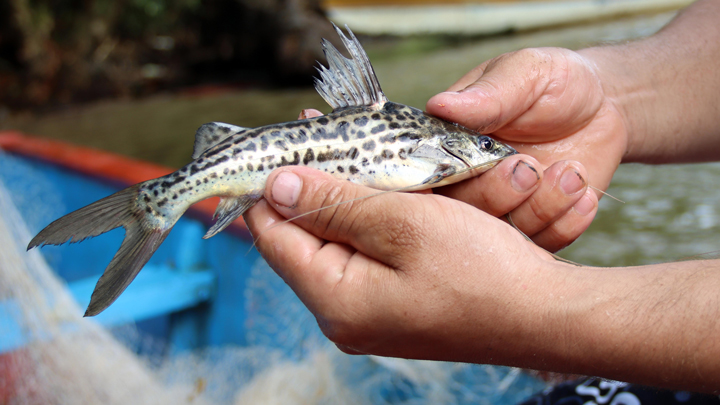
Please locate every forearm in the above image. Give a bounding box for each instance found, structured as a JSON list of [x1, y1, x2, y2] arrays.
[[578, 0, 720, 164], [532, 260, 720, 392]]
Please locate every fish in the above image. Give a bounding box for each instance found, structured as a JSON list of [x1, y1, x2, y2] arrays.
[[27, 24, 517, 317]]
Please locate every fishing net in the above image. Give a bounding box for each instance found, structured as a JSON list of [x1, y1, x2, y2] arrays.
[[0, 151, 545, 404]]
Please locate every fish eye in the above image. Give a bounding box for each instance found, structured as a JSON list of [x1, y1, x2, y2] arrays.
[[479, 138, 494, 150]]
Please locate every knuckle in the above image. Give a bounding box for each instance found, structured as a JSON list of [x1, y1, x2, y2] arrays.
[[538, 222, 579, 252], [306, 180, 363, 239], [527, 195, 557, 225], [367, 200, 429, 252]]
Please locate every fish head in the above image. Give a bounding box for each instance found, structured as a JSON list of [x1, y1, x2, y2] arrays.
[[440, 131, 517, 172]]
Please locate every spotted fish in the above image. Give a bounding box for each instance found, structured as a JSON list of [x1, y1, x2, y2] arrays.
[[28, 25, 517, 316]]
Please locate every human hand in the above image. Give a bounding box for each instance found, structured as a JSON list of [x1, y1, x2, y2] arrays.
[[427, 47, 628, 251], [298, 105, 597, 253], [244, 166, 566, 363]]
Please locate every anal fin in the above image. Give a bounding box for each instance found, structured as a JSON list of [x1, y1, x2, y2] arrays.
[[204, 194, 263, 239]]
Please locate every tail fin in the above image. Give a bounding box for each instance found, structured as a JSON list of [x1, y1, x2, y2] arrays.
[[28, 185, 174, 316]]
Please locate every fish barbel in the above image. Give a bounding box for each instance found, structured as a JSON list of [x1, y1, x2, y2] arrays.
[[28, 25, 517, 316]]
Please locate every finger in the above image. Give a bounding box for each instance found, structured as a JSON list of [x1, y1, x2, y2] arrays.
[[263, 166, 433, 269], [509, 160, 589, 237], [531, 189, 598, 252], [298, 109, 324, 119], [435, 154, 542, 217]]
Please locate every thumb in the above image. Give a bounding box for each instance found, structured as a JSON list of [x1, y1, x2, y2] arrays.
[[264, 166, 431, 269], [426, 49, 553, 136]]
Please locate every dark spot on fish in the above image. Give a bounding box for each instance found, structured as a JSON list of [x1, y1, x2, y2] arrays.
[[336, 121, 350, 142], [280, 151, 301, 166], [362, 140, 376, 151], [209, 173, 218, 179], [371, 113, 381, 120], [219, 126, 231, 134], [337, 166, 345, 173], [396, 114, 406, 121], [398, 148, 408, 159], [260, 136, 269, 151], [161, 176, 186, 189], [238, 166, 243, 172], [153, 190, 159, 197], [231, 170, 236, 175], [379, 134, 396, 144], [418, 118, 427, 125], [223, 168, 229, 175], [348, 147, 359, 159], [190, 165, 200, 175], [409, 121, 420, 129], [268, 164, 274, 169], [389, 122, 401, 129], [178, 188, 187, 194], [145, 207, 152, 214], [196, 180, 202, 186], [232, 148, 241, 156], [203, 178, 208, 183], [398, 132, 422, 142], [247, 163, 254, 171], [274, 140, 289, 151], [354, 116, 368, 126], [257, 163, 264, 171], [143, 195, 151, 203], [381, 149, 394, 159], [173, 194, 178, 200], [148, 182, 158, 190], [304, 122, 312, 129], [373, 155, 383, 164], [196, 158, 205, 164], [303, 149, 315, 164], [288, 130, 308, 144], [349, 165, 359, 175], [360, 157, 369, 166], [157, 198, 167, 207], [244, 142, 256, 152], [316, 151, 330, 163], [371, 124, 386, 134], [317, 117, 329, 125]]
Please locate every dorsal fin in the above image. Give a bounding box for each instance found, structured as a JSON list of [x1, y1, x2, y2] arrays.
[[193, 122, 248, 159], [314, 24, 388, 110]]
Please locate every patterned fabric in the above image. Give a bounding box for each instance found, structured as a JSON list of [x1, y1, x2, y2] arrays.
[[520, 378, 720, 405]]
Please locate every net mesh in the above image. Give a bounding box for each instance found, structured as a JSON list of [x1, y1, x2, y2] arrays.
[[0, 153, 545, 404]]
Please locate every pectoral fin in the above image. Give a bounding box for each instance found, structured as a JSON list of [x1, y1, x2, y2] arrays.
[[421, 164, 457, 185]]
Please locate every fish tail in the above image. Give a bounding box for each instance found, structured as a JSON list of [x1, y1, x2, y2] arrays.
[[27, 183, 176, 316]]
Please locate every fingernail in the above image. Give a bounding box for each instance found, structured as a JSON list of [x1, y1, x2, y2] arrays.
[[560, 168, 585, 195], [573, 192, 595, 216], [511, 160, 539, 192], [272, 171, 302, 207]]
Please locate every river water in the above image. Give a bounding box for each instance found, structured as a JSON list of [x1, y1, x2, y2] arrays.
[[4, 11, 718, 266]]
